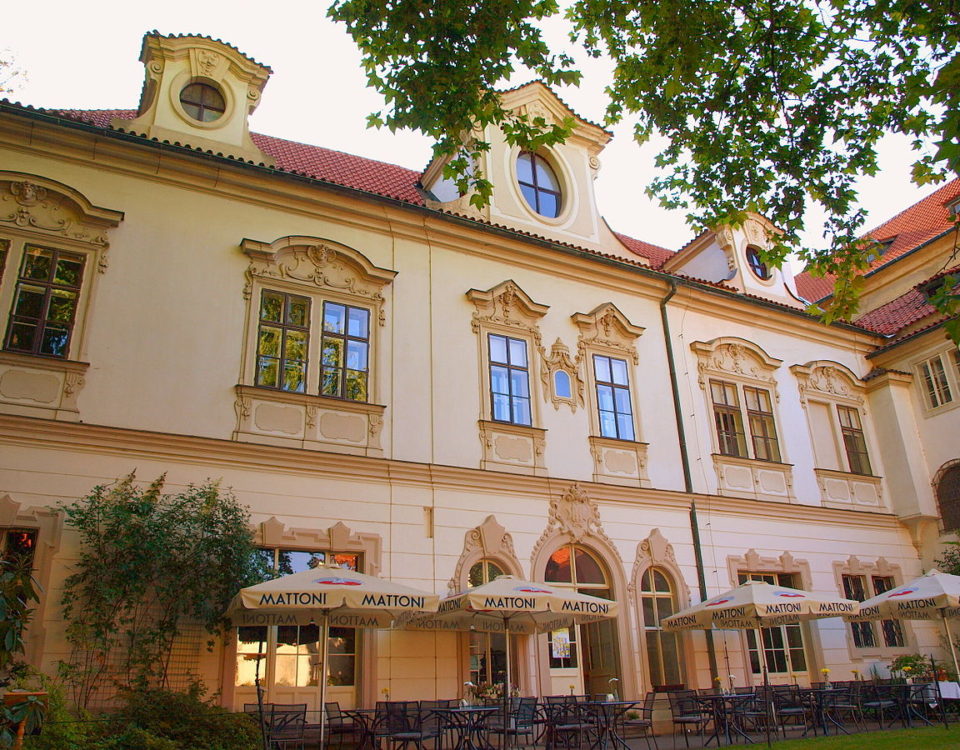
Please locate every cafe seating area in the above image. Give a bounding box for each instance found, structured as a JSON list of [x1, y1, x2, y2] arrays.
[[243, 682, 957, 750]]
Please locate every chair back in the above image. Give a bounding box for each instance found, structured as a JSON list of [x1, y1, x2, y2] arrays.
[[667, 689, 701, 717], [269, 703, 307, 741], [514, 696, 537, 728], [384, 700, 419, 733]]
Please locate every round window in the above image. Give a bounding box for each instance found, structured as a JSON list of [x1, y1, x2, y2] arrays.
[[745, 246, 771, 280], [179, 82, 226, 123], [517, 152, 561, 218]]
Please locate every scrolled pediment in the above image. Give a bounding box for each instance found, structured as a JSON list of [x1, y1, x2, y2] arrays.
[[467, 280, 548, 341], [572, 303, 644, 364], [241, 236, 396, 324], [691, 337, 781, 388], [791, 360, 864, 405], [0, 172, 124, 271]]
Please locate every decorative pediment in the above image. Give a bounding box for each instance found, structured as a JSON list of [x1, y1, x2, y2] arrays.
[[691, 337, 781, 389], [0, 173, 124, 271], [256, 517, 382, 575], [727, 548, 811, 589], [540, 338, 584, 412], [627, 528, 690, 606], [791, 361, 864, 406], [467, 280, 549, 343], [447, 515, 521, 595], [241, 236, 396, 324], [572, 303, 644, 364]]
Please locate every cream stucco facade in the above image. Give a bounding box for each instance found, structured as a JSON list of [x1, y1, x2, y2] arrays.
[[0, 32, 956, 713]]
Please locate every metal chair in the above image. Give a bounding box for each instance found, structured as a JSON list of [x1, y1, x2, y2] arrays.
[[666, 690, 709, 749], [618, 693, 659, 750], [325, 702, 358, 750], [487, 696, 538, 749], [268, 703, 308, 750]]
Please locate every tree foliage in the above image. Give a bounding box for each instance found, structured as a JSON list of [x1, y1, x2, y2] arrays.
[[329, 0, 960, 325], [59, 474, 267, 709]]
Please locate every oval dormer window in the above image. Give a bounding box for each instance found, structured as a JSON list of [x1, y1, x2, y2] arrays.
[[745, 246, 771, 280], [517, 152, 561, 218], [179, 82, 226, 123]]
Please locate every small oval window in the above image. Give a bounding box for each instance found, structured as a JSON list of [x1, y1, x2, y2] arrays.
[[517, 151, 561, 218], [179, 82, 226, 123], [746, 246, 771, 280], [554, 370, 571, 399]]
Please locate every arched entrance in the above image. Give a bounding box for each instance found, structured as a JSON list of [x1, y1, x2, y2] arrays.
[[544, 543, 622, 696]]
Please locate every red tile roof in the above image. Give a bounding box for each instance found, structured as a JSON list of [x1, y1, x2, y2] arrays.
[[613, 231, 674, 268], [795, 178, 960, 302], [854, 265, 959, 336]]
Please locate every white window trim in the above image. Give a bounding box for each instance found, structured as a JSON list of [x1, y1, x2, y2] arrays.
[[914, 348, 960, 415]]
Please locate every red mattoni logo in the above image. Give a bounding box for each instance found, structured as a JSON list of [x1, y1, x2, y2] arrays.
[[515, 586, 551, 594], [888, 589, 916, 598], [315, 577, 362, 586], [706, 598, 731, 607], [775, 592, 806, 598]]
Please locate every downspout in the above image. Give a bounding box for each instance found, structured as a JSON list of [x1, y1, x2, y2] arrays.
[[660, 280, 719, 683]]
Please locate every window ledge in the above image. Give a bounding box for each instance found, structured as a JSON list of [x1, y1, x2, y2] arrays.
[[0, 351, 89, 421], [588, 435, 650, 487], [233, 384, 385, 456], [712, 453, 795, 502], [814, 468, 885, 510], [478, 419, 547, 476]]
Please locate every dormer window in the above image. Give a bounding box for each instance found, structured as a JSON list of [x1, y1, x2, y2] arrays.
[[517, 152, 561, 218], [745, 246, 771, 280], [179, 82, 226, 122]]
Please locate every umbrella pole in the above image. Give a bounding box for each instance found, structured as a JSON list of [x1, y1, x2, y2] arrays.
[[756, 625, 772, 749], [320, 612, 330, 750], [503, 619, 512, 750], [942, 610, 960, 678]]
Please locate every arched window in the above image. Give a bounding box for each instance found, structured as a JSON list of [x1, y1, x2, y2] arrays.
[[938, 465, 960, 532], [517, 152, 561, 218], [544, 544, 620, 693], [640, 567, 682, 688], [745, 246, 771, 280], [468, 559, 507, 686]]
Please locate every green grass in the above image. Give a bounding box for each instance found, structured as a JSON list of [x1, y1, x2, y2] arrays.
[[722, 725, 960, 749]]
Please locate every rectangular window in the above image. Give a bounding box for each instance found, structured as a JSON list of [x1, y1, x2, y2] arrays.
[[321, 302, 370, 401], [4, 245, 85, 358], [711, 380, 748, 457], [593, 354, 635, 440], [919, 355, 953, 408], [872, 576, 905, 647], [0, 239, 8, 284], [488, 334, 531, 425], [739, 572, 806, 674], [842, 574, 878, 648], [256, 291, 310, 392], [744, 386, 781, 462], [837, 406, 872, 475]]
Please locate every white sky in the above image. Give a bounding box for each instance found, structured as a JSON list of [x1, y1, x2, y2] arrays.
[[3, 1, 933, 260]]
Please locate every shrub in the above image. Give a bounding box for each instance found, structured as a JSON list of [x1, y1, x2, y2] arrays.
[[117, 684, 260, 750]]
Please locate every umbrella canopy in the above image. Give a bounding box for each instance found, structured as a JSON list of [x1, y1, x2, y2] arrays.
[[662, 579, 859, 631], [402, 574, 619, 634], [846, 568, 960, 675], [228, 563, 440, 626], [228, 564, 439, 748]]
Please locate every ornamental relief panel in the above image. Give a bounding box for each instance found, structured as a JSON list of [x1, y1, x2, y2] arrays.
[[448, 515, 522, 595], [467, 280, 549, 345], [572, 303, 644, 365], [539, 338, 584, 412], [241, 237, 396, 325], [531, 483, 622, 571], [791, 361, 865, 408], [0, 174, 124, 272], [691, 337, 782, 391], [627, 528, 690, 607], [726, 549, 812, 590]]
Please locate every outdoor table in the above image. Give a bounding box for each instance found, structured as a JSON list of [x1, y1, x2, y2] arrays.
[[695, 692, 754, 746], [435, 705, 498, 750], [579, 700, 638, 750], [799, 688, 849, 737], [342, 708, 380, 750], [938, 681, 960, 700]]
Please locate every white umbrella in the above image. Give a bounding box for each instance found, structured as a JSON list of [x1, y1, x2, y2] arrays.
[[402, 575, 618, 733], [846, 568, 960, 676], [663, 580, 859, 747], [228, 564, 439, 746]]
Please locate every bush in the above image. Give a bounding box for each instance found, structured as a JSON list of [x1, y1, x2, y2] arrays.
[[91, 727, 177, 750], [117, 684, 261, 750]]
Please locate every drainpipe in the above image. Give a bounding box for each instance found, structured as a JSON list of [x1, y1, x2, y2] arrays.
[[660, 280, 719, 683]]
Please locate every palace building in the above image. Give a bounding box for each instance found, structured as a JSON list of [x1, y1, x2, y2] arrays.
[[0, 31, 958, 710]]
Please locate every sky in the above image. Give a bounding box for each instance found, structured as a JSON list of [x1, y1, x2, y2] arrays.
[[3, 1, 933, 260]]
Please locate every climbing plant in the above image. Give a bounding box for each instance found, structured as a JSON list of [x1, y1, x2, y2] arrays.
[[58, 473, 267, 709]]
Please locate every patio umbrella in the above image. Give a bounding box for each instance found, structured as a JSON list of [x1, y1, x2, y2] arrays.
[[662, 579, 859, 747], [228, 564, 440, 747], [401, 575, 618, 740], [846, 568, 960, 676]]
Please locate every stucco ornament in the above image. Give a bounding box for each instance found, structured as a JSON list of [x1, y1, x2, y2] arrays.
[[539, 338, 584, 412], [572, 303, 644, 365], [447, 515, 520, 594], [524, 100, 554, 126], [692, 338, 781, 392], [0, 175, 123, 272], [791, 361, 865, 407], [467, 280, 549, 345], [552, 483, 603, 543], [197, 50, 220, 77]]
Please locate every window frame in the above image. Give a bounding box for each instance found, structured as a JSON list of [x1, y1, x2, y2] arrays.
[[710, 379, 782, 462], [837, 405, 872, 476], [738, 572, 808, 676], [936, 463, 960, 533], [916, 349, 960, 413], [639, 567, 683, 689], [487, 332, 532, 426], [833, 557, 911, 660], [592, 353, 636, 441], [516, 151, 562, 219]]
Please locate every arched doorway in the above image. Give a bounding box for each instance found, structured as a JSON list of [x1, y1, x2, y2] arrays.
[[467, 559, 514, 688], [544, 544, 622, 696]]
